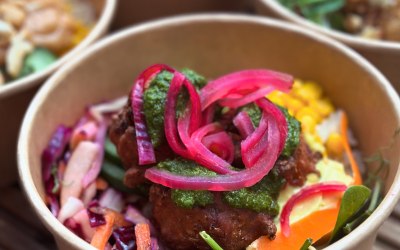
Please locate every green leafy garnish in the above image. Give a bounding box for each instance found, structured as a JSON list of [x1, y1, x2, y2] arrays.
[[343, 179, 382, 235], [300, 238, 313, 250], [329, 185, 371, 243], [199, 231, 223, 250], [18, 48, 57, 78], [278, 0, 345, 28]]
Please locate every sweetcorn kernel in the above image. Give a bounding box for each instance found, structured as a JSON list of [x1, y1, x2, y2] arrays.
[[326, 132, 345, 157], [292, 81, 323, 102], [292, 79, 303, 89], [309, 98, 334, 118], [300, 115, 317, 133], [267, 91, 285, 107], [284, 97, 304, 115], [296, 106, 321, 124]]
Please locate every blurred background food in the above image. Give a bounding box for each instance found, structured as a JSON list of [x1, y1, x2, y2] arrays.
[[0, 0, 97, 85], [277, 0, 400, 42]]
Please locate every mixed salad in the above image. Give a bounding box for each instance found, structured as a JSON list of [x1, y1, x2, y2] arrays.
[[0, 0, 94, 85], [42, 64, 382, 250], [278, 0, 400, 41]]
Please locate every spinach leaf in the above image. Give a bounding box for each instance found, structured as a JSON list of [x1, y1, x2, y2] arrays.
[[329, 185, 371, 243]]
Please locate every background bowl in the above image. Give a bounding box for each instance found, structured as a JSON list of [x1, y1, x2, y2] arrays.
[[0, 0, 116, 187], [255, 0, 400, 94], [18, 14, 400, 250]]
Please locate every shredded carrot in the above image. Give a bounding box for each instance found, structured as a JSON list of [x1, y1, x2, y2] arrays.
[[90, 211, 115, 250], [106, 209, 132, 227], [340, 112, 362, 185], [135, 223, 151, 250], [258, 203, 340, 249], [96, 177, 109, 190]]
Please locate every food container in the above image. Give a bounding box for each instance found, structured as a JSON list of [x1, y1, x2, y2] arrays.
[[111, 0, 251, 29], [254, 0, 400, 94], [0, 0, 116, 187], [18, 14, 400, 250]]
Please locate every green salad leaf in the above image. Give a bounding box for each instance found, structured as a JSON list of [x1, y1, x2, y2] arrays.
[[278, 0, 345, 28], [329, 185, 371, 243]]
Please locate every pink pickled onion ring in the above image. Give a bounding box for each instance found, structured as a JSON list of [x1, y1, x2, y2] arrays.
[[256, 98, 288, 153], [201, 104, 215, 126], [189, 123, 235, 174], [131, 64, 174, 165], [280, 182, 347, 237], [200, 69, 293, 110], [219, 86, 275, 108], [145, 114, 280, 191], [233, 111, 255, 139], [164, 71, 202, 158], [202, 131, 235, 164]]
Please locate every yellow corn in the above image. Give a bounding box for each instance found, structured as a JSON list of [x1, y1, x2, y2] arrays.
[[299, 115, 316, 133], [296, 106, 322, 124], [284, 96, 304, 115], [326, 132, 344, 157], [309, 98, 334, 118], [267, 91, 285, 107], [292, 81, 322, 102]]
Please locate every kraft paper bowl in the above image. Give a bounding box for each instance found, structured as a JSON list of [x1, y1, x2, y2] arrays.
[[18, 14, 400, 250], [0, 0, 116, 187], [255, 0, 400, 94]]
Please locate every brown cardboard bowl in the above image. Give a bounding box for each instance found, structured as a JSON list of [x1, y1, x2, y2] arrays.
[[255, 0, 400, 94], [18, 14, 400, 250], [111, 0, 251, 29], [0, 0, 116, 187]]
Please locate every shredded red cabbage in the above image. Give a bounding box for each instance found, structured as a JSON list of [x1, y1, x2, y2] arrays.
[[42, 125, 72, 184], [113, 226, 136, 250], [150, 238, 159, 250], [87, 201, 106, 227], [280, 182, 347, 237]]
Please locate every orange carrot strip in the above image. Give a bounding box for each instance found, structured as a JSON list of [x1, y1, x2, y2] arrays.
[[107, 209, 132, 227], [258, 204, 340, 249], [90, 211, 115, 250], [135, 223, 151, 250], [340, 112, 362, 185], [96, 177, 109, 191]]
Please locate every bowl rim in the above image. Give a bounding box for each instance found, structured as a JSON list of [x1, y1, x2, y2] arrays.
[[17, 13, 400, 250], [0, 0, 117, 99], [257, 0, 400, 51]]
